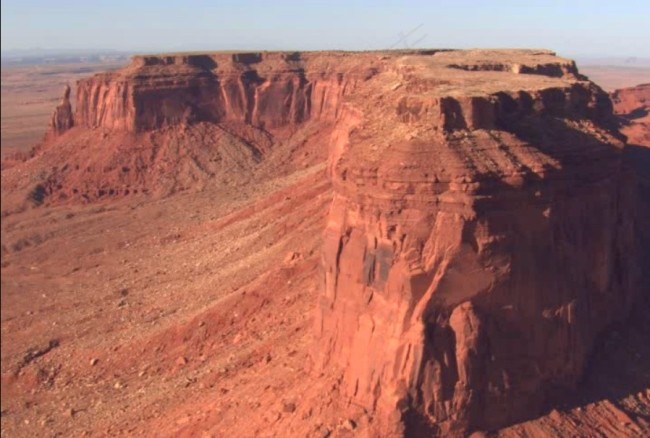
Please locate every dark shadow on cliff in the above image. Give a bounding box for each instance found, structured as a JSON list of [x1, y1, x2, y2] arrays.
[[558, 142, 650, 418], [475, 133, 650, 433], [412, 115, 650, 435], [624, 143, 650, 176], [568, 292, 650, 413], [618, 107, 648, 121]]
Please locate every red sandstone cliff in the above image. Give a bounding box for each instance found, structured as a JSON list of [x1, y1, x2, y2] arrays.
[[612, 83, 650, 146], [49, 84, 74, 135], [313, 50, 644, 435], [611, 83, 649, 118], [1, 49, 647, 436], [2, 52, 381, 209], [72, 52, 376, 132]]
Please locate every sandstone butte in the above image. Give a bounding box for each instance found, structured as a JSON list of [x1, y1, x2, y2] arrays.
[[1, 49, 648, 436]]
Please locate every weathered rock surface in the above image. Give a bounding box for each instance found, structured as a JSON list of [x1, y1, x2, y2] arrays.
[[2, 51, 381, 208], [49, 84, 74, 135], [612, 83, 649, 118], [611, 86, 650, 320], [314, 50, 644, 435], [612, 83, 650, 146], [72, 52, 376, 132], [2, 49, 647, 437], [4, 49, 595, 211]]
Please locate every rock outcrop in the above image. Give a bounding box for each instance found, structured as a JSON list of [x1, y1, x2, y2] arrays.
[[73, 52, 378, 132], [49, 84, 74, 135], [612, 83, 650, 146], [314, 50, 643, 435], [611, 83, 649, 118]]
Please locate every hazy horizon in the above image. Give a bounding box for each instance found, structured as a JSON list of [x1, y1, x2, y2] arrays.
[[2, 1, 649, 59]]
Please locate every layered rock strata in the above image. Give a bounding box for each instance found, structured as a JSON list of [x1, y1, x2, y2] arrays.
[[12, 51, 384, 205], [612, 83, 650, 146], [72, 51, 381, 132], [314, 50, 642, 435], [49, 84, 74, 135], [611, 83, 649, 119]]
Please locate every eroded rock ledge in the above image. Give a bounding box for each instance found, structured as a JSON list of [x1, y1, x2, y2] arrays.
[[50, 84, 74, 135], [70, 51, 382, 133], [53, 49, 585, 135], [313, 49, 642, 435]]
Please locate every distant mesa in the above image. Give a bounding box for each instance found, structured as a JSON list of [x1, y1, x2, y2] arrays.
[[0, 48, 133, 66]]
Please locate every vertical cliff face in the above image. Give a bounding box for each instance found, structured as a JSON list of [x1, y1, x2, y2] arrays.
[[73, 53, 375, 133], [49, 84, 74, 135], [314, 50, 640, 435], [612, 83, 650, 146]]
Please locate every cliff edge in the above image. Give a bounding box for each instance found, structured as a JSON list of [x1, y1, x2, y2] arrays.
[[313, 50, 645, 435]]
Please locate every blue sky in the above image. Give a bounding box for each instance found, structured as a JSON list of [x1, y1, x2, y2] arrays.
[[2, 0, 649, 57]]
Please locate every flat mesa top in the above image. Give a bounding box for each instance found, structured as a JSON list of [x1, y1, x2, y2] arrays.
[[132, 48, 565, 63], [108, 49, 582, 94], [364, 50, 582, 99]]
